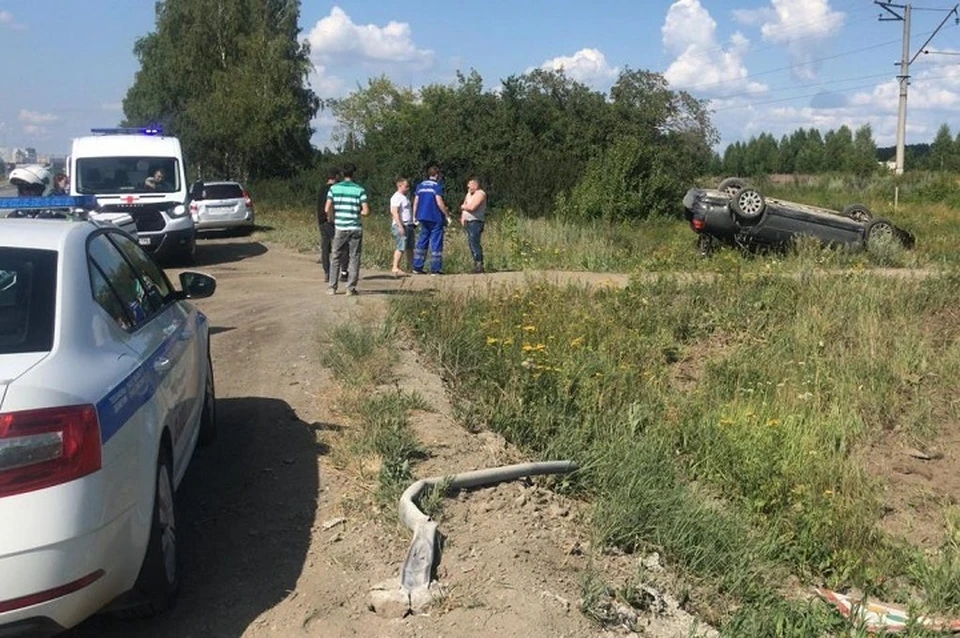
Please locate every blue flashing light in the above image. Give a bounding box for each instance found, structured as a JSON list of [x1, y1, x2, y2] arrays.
[[0, 195, 99, 210], [91, 126, 163, 136]]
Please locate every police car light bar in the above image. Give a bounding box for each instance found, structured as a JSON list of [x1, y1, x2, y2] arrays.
[[90, 126, 163, 136], [0, 195, 99, 210]]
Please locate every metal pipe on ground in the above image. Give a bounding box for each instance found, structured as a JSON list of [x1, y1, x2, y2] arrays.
[[369, 460, 578, 617]]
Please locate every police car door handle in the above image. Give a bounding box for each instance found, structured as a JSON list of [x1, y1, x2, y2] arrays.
[[153, 357, 172, 372]]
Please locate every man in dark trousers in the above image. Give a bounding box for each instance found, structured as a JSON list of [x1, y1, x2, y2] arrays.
[[412, 165, 452, 275], [316, 167, 348, 281]]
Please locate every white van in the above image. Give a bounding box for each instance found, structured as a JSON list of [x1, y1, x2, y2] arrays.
[[70, 128, 196, 264]]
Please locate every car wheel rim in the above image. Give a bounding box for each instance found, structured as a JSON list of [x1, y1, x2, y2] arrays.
[[157, 464, 176, 584], [723, 185, 741, 197], [871, 224, 894, 242], [739, 192, 763, 216], [850, 210, 870, 222]]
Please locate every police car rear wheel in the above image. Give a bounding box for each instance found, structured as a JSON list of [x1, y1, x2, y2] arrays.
[[199, 354, 217, 446], [121, 443, 179, 617]]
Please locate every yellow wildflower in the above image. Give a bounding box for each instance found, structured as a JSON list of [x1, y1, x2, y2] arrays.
[[486, 337, 499, 346]]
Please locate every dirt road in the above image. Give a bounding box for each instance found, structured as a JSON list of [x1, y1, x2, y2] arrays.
[[66, 236, 675, 637]]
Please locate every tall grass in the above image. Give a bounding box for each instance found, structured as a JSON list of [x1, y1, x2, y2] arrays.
[[389, 269, 960, 631], [321, 322, 429, 516]]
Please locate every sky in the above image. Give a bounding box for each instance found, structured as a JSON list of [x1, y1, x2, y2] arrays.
[[4, 0, 960, 157]]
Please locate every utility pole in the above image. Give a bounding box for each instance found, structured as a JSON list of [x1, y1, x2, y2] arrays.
[[876, 2, 959, 175]]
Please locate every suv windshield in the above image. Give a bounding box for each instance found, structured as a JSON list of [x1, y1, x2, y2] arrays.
[[76, 157, 181, 195], [202, 183, 244, 200], [0, 248, 57, 354]]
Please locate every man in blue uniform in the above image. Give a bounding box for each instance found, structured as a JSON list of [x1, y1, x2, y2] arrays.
[[412, 166, 452, 275]]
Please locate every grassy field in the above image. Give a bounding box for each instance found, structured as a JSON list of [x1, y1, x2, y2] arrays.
[[255, 174, 960, 634], [250, 171, 959, 274]]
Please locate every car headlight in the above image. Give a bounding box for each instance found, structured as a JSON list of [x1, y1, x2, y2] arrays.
[[168, 204, 188, 218]]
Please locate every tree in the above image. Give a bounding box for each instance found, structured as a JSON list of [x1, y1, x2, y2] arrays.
[[327, 75, 417, 149], [123, 0, 319, 179], [823, 125, 854, 172], [850, 124, 878, 177], [930, 124, 955, 171], [795, 128, 824, 174]]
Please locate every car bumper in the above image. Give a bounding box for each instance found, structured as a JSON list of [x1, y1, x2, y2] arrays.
[[0, 475, 141, 633], [139, 226, 195, 261], [194, 209, 255, 230]]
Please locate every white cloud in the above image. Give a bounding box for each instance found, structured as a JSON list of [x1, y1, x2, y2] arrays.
[[18, 109, 58, 125], [309, 64, 344, 97], [306, 6, 433, 97], [536, 48, 619, 85], [662, 0, 766, 96], [0, 9, 24, 30], [751, 0, 845, 79], [17, 110, 58, 137]]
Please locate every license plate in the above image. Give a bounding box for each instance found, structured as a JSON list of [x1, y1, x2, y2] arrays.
[[138, 237, 151, 246]]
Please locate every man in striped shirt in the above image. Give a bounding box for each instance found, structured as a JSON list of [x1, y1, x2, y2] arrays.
[[324, 163, 370, 295]]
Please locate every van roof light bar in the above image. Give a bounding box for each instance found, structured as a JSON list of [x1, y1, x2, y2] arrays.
[[90, 126, 163, 136]]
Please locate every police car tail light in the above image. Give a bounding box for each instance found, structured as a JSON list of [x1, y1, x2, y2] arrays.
[[0, 405, 102, 498]]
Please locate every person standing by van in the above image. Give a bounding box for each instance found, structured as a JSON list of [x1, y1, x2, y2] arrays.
[[412, 166, 452, 275], [324, 163, 369, 295]]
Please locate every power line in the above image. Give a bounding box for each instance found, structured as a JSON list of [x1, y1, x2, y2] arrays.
[[710, 72, 958, 114], [710, 80, 885, 112], [679, 37, 902, 94], [711, 71, 894, 102]]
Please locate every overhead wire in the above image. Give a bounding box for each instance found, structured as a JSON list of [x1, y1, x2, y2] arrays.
[[697, 15, 960, 115], [711, 72, 960, 114]]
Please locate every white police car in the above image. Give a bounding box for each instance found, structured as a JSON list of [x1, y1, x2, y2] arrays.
[[0, 198, 216, 636]]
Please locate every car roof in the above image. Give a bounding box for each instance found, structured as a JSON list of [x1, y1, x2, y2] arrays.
[[0, 218, 94, 251], [71, 134, 182, 157]]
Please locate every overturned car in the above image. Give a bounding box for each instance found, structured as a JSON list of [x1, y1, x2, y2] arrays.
[[682, 178, 915, 254]]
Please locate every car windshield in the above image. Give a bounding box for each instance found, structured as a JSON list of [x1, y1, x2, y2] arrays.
[[0, 248, 57, 354], [202, 183, 243, 200], [75, 157, 181, 195]]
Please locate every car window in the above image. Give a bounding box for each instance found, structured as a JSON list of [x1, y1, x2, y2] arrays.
[[0, 248, 57, 354], [203, 183, 243, 199], [75, 156, 181, 195], [88, 234, 163, 330], [89, 265, 133, 330], [107, 232, 173, 301]]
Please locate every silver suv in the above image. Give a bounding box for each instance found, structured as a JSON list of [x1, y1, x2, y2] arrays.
[[189, 181, 255, 234]]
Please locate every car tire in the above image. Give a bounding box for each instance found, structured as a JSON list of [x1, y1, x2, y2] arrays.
[[118, 442, 179, 618], [731, 188, 766, 220], [865, 217, 898, 247], [717, 177, 748, 197], [199, 352, 217, 446], [842, 203, 873, 223], [180, 238, 197, 266]]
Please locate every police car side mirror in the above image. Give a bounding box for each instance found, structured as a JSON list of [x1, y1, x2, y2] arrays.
[[177, 271, 216, 299]]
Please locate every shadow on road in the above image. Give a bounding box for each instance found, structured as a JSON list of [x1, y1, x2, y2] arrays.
[[195, 240, 268, 267], [67, 396, 320, 638]]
